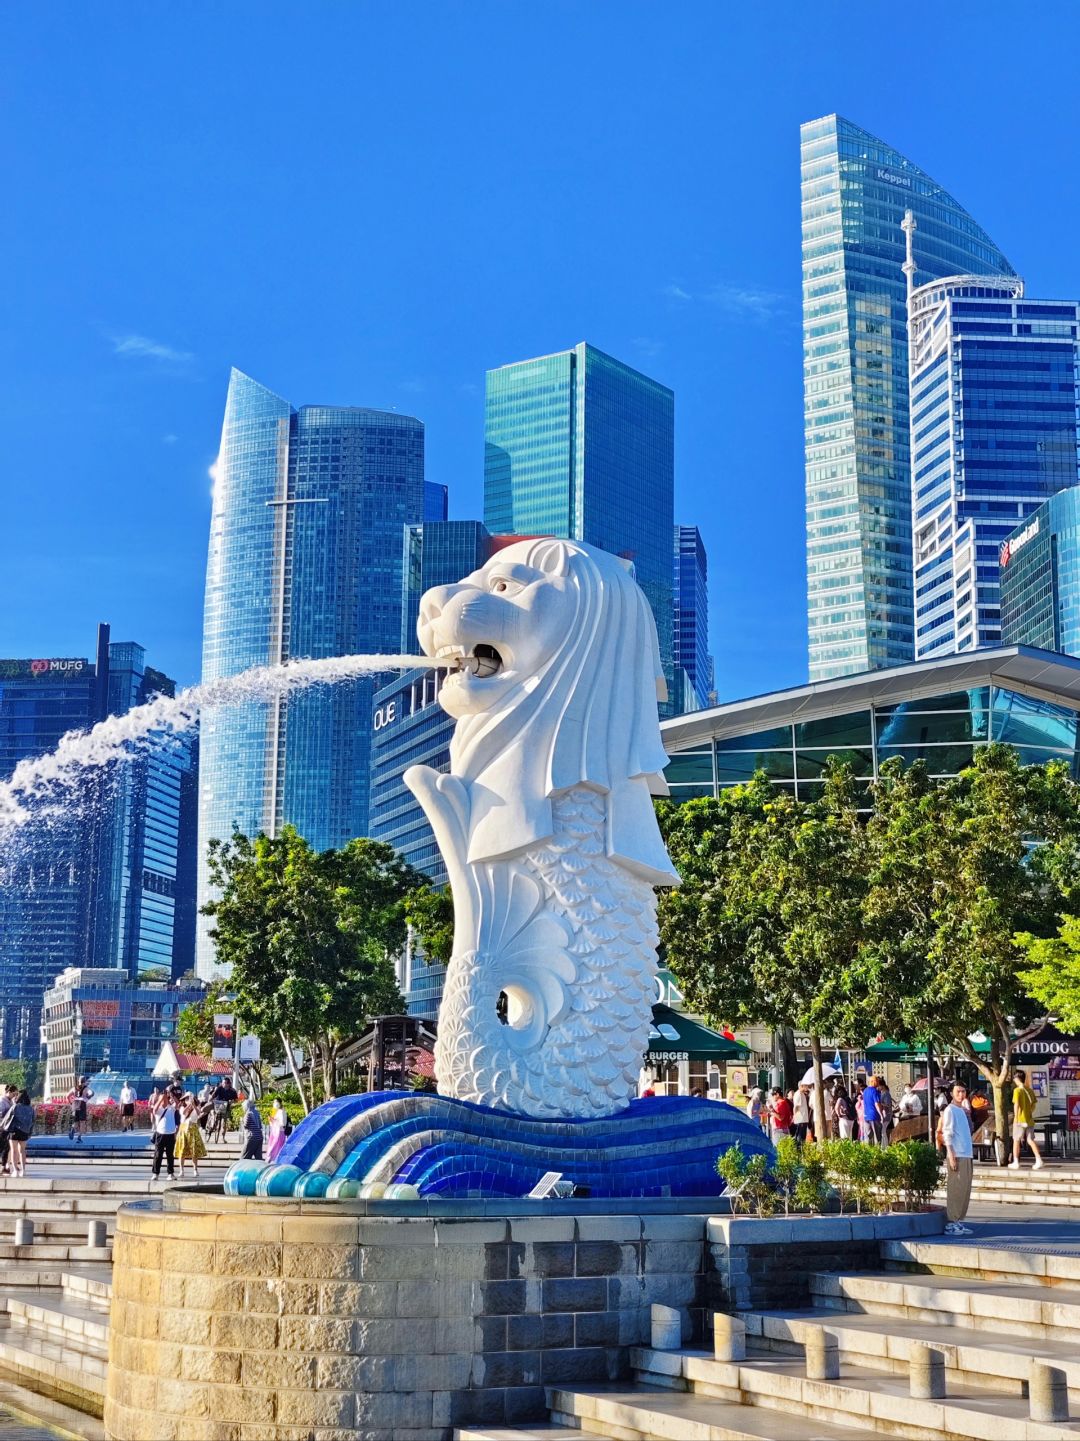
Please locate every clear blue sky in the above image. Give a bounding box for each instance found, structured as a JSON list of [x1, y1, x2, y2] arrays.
[[4, 2, 1080, 701]]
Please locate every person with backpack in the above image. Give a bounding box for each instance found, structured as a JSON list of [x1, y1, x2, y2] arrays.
[[1008, 1069, 1044, 1171], [67, 1076, 94, 1144], [832, 1083, 856, 1139], [2, 1090, 35, 1178]]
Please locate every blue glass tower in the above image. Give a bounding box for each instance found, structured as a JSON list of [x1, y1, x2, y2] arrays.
[[484, 343, 675, 703], [198, 370, 425, 974], [801, 115, 1015, 680], [673, 525, 711, 711], [1001, 488, 1080, 656], [908, 275, 1080, 657], [0, 628, 195, 1058]]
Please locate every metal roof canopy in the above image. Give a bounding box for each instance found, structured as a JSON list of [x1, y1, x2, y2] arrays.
[[661, 646, 1080, 753]]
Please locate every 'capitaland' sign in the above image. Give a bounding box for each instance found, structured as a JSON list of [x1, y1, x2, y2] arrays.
[[1000, 516, 1040, 568]]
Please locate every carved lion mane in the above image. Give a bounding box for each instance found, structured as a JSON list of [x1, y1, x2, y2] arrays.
[[429, 536, 679, 887]]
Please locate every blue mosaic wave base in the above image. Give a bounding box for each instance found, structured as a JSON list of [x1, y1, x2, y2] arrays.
[[224, 1092, 773, 1200]]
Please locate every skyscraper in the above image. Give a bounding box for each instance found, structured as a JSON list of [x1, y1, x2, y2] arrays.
[[908, 274, 1080, 658], [673, 525, 711, 711], [484, 342, 675, 701], [198, 369, 426, 975], [1001, 489, 1080, 656], [0, 628, 195, 1057], [801, 114, 1015, 681]]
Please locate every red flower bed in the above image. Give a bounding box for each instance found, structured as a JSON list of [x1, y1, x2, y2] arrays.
[[33, 1099, 153, 1135]]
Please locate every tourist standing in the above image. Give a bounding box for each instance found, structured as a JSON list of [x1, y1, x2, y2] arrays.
[[861, 1075, 882, 1144], [175, 1096, 208, 1180], [791, 1084, 811, 1144], [899, 1084, 922, 1120], [119, 1080, 137, 1134], [2, 1090, 35, 1178], [767, 1087, 792, 1142], [941, 1081, 974, 1236], [67, 1076, 94, 1144], [746, 1087, 765, 1131], [1008, 1069, 1044, 1171], [878, 1081, 895, 1146], [0, 1085, 16, 1174], [150, 1091, 178, 1181], [266, 1099, 288, 1163], [240, 1098, 264, 1161], [832, 1083, 856, 1140]]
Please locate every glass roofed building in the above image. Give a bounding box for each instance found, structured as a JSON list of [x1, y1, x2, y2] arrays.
[[661, 646, 1080, 804], [801, 115, 1015, 682]]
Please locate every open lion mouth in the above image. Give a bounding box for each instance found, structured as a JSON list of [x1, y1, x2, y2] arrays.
[[436, 643, 504, 678]]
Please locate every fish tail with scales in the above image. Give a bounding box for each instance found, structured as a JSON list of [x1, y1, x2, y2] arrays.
[[434, 787, 658, 1119]]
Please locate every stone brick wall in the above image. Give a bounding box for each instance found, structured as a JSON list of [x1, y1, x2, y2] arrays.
[[104, 1198, 710, 1441], [707, 1212, 944, 1314]]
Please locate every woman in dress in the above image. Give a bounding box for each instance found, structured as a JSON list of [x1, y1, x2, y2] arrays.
[[265, 1099, 288, 1163], [3, 1090, 35, 1179], [175, 1094, 208, 1180]]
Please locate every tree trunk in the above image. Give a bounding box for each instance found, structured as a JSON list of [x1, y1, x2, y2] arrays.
[[279, 1031, 309, 1116], [778, 1026, 799, 1091], [809, 1034, 828, 1141]]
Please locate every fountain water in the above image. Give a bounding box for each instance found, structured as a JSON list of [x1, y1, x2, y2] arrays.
[[0, 652, 436, 832]]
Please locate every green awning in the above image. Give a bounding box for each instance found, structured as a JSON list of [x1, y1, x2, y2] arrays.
[[865, 1036, 992, 1062], [647, 1004, 749, 1062]]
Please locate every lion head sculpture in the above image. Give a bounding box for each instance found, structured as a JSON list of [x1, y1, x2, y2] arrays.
[[415, 536, 679, 887]]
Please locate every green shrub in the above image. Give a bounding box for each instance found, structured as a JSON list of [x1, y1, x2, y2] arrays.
[[818, 1139, 860, 1213], [772, 1136, 802, 1216], [793, 1141, 829, 1214], [716, 1144, 778, 1217], [890, 1140, 942, 1209]]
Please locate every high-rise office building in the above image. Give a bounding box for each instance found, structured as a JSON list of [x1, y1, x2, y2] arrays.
[[673, 525, 711, 711], [484, 342, 675, 703], [0, 628, 196, 1057], [197, 370, 426, 975], [908, 275, 1080, 658], [801, 114, 1015, 681], [1001, 488, 1080, 656]]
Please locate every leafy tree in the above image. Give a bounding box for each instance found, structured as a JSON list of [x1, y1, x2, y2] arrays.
[[203, 827, 426, 1105], [0, 1058, 43, 1097], [659, 764, 874, 1137], [1017, 915, 1080, 1032], [175, 979, 226, 1057], [860, 745, 1080, 1144]]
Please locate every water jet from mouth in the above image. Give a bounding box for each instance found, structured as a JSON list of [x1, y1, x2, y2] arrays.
[[0, 652, 438, 834]]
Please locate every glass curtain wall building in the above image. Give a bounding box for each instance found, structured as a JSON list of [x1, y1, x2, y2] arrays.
[[673, 525, 711, 711], [1002, 488, 1080, 655], [484, 342, 675, 707], [801, 114, 1015, 681], [0, 631, 195, 1057], [661, 648, 1080, 806], [908, 277, 1080, 658], [198, 370, 425, 975]]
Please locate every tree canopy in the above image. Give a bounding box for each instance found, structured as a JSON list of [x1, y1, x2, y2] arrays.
[[201, 826, 434, 1101], [658, 744, 1080, 1141]]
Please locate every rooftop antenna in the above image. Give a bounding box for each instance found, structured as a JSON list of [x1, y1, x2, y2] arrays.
[[901, 208, 917, 303]]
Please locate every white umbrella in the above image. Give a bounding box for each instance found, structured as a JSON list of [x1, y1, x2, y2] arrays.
[[800, 1063, 840, 1086]]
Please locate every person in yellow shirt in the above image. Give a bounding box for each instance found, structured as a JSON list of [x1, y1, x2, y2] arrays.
[[1008, 1069, 1044, 1171]]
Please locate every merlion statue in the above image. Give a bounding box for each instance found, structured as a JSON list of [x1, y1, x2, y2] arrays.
[[405, 536, 680, 1120]]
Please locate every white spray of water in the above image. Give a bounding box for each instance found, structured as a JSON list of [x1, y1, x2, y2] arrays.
[[0, 654, 436, 832]]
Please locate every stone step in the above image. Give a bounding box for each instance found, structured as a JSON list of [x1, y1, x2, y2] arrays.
[[457, 1429, 594, 1441], [882, 1237, 1080, 1286], [59, 1270, 112, 1309], [739, 1306, 1080, 1397], [548, 1382, 881, 1440], [2, 1293, 110, 1353], [810, 1270, 1080, 1341], [0, 1371, 107, 1439], [0, 1329, 107, 1417], [628, 1348, 1080, 1440], [0, 1244, 112, 1264], [1, 1220, 115, 1241]]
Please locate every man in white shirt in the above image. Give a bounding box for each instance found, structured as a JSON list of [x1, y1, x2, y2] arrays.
[[941, 1081, 974, 1236], [898, 1084, 923, 1119], [119, 1082, 137, 1134], [150, 1093, 178, 1180]]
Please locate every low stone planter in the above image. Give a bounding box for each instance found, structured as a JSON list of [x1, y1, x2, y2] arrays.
[[708, 1210, 945, 1314]]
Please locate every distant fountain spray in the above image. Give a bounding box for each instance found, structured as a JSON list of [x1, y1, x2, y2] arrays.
[[0, 654, 436, 833]]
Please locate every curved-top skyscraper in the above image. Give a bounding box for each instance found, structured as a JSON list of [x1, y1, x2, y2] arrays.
[[801, 114, 1015, 681], [197, 369, 425, 974]]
